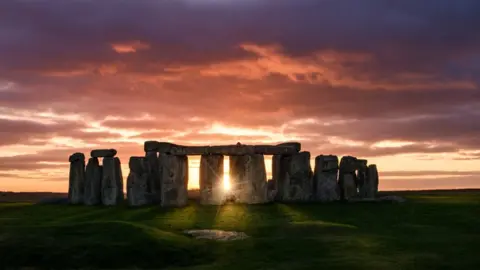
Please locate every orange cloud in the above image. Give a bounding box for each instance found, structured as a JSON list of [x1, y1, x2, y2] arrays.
[[111, 40, 150, 54], [198, 43, 477, 91]]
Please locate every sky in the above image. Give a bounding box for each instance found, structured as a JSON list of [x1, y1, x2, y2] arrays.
[[1, 0, 480, 192]]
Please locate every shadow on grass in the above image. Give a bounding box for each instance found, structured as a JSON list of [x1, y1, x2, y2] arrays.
[[0, 219, 215, 269]]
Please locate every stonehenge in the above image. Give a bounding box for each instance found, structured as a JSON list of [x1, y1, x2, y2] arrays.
[[230, 154, 268, 204], [339, 156, 358, 200], [199, 154, 224, 205], [68, 152, 85, 204], [275, 152, 313, 202], [101, 157, 124, 206], [159, 154, 189, 207], [67, 141, 381, 207], [126, 157, 149, 206], [84, 157, 102, 205], [313, 155, 339, 202], [144, 141, 300, 156]]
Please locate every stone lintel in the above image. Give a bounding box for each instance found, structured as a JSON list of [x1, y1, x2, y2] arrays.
[[144, 141, 301, 155], [91, 149, 117, 158]]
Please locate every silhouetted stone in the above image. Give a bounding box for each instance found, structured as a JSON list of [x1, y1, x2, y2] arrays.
[[271, 154, 282, 190], [199, 154, 225, 205], [313, 155, 339, 202], [127, 157, 149, 206], [68, 152, 85, 162], [101, 157, 124, 206], [229, 154, 268, 204], [367, 164, 379, 197], [159, 154, 189, 207], [356, 159, 369, 198], [339, 156, 358, 200], [84, 157, 102, 205], [91, 149, 117, 158], [275, 152, 313, 202], [68, 154, 85, 204], [145, 151, 161, 203]]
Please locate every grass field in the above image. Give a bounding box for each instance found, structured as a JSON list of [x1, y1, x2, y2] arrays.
[[0, 190, 479, 270]]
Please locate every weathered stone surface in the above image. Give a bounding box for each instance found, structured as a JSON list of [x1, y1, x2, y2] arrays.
[[275, 152, 313, 202], [68, 152, 85, 162], [159, 154, 189, 207], [126, 157, 149, 206], [84, 157, 102, 205], [229, 154, 268, 204], [145, 151, 161, 203], [101, 157, 124, 206], [68, 154, 85, 204], [313, 155, 339, 202], [356, 159, 369, 198], [184, 230, 249, 241], [267, 179, 277, 202], [339, 156, 358, 200], [144, 141, 300, 155], [367, 164, 379, 197], [91, 149, 117, 158], [199, 155, 225, 205], [271, 155, 282, 191]]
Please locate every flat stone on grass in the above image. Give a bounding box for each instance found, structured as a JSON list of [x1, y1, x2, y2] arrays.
[[183, 229, 249, 241]]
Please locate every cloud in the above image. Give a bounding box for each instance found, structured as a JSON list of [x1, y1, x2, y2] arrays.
[[111, 40, 150, 54], [0, 0, 479, 191]]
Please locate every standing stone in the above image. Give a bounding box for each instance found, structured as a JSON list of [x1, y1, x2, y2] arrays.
[[229, 154, 268, 204], [145, 151, 161, 204], [275, 152, 313, 202], [159, 154, 189, 207], [356, 159, 369, 198], [271, 155, 282, 191], [68, 152, 85, 204], [313, 155, 339, 202], [367, 164, 379, 198], [266, 179, 277, 202], [199, 154, 225, 205], [339, 156, 358, 200], [101, 157, 124, 206], [84, 157, 102, 205], [127, 157, 149, 206]]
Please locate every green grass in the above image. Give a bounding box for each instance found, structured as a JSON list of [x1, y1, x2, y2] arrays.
[[0, 190, 479, 269]]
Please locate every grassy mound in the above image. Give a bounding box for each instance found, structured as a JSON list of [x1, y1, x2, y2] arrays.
[[0, 190, 479, 269]]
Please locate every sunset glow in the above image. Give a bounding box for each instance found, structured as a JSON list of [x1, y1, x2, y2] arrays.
[[0, 1, 479, 193]]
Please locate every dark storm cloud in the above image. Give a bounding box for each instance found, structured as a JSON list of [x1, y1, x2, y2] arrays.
[[1, 0, 480, 74]]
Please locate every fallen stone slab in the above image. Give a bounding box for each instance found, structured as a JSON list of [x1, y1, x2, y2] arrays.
[[37, 197, 69, 205], [347, 196, 406, 203], [183, 229, 249, 241], [378, 195, 406, 203], [91, 149, 117, 158]]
